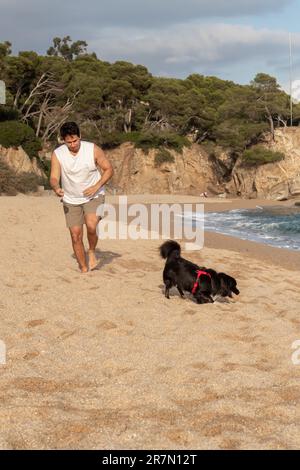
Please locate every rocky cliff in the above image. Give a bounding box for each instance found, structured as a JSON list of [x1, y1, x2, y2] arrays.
[[107, 128, 300, 199], [3, 127, 300, 199], [0, 145, 46, 178], [226, 128, 300, 199], [106, 142, 224, 195]]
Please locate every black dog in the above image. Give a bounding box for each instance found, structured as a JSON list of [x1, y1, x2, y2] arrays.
[[159, 240, 213, 304], [159, 240, 240, 303], [200, 268, 240, 299]]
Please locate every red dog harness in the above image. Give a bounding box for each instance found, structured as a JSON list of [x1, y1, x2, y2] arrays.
[[191, 270, 211, 294]]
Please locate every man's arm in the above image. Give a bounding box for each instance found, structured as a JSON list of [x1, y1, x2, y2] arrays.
[[50, 152, 64, 197], [83, 145, 114, 197]]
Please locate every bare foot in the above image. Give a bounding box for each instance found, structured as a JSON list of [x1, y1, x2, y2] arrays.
[[80, 266, 89, 273], [88, 250, 99, 270]]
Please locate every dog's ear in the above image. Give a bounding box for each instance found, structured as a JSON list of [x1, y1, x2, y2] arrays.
[[225, 274, 239, 295], [220, 273, 240, 296], [219, 274, 231, 296]]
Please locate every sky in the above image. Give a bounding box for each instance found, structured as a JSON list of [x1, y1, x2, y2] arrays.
[[1, 0, 300, 92]]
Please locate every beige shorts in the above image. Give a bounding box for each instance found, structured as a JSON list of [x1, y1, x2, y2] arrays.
[[62, 195, 105, 228]]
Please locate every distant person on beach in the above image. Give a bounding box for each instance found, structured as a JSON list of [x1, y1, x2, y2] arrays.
[[50, 122, 114, 273]]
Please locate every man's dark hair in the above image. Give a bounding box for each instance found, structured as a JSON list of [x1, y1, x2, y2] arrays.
[[60, 122, 80, 139]]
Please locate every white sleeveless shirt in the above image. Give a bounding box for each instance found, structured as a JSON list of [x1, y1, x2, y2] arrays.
[[54, 141, 105, 205]]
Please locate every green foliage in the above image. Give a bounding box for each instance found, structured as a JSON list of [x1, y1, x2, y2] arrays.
[[38, 157, 51, 181], [80, 121, 102, 144], [100, 131, 125, 149], [251, 73, 280, 92], [0, 41, 11, 58], [0, 121, 42, 158], [154, 148, 175, 167], [0, 41, 295, 158], [47, 36, 88, 61], [133, 132, 190, 152], [212, 119, 268, 151], [0, 106, 19, 122], [242, 146, 285, 165], [97, 130, 190, 152]]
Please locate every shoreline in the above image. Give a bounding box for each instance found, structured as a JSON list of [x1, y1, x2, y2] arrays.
[[203, 230, 300, 271], [7, 193, 300, 269], [105, 195, 300, 270]]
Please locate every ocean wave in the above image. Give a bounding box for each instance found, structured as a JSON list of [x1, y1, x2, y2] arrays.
[[187, 207, 300, 251]]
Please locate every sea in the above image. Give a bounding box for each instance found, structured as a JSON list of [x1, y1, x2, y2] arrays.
[[186, 205, 300, 251]]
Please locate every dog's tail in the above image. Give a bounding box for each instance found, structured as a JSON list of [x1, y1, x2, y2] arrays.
[[159, 240, 181, 259]]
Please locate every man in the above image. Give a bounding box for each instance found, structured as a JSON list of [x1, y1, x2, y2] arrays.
[[50, 122, 114, 273]]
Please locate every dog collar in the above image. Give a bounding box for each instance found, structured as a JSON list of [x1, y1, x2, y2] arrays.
[[191, 270, 211, 294]]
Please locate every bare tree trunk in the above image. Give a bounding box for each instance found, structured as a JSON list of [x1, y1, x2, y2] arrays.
[[22, 98, 37, 122], [36, 96, 50, 137], [277, 115, 287, 128], [196, 131, 208, 143], [19, 73, 59, 114], [265, 106, 275, 141], [13, 87, 22, 108], [124, 108, 132, 133], [41, 92, 79, 142]]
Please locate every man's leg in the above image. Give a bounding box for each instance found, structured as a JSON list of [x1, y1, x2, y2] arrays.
[[63, 202, 87, 273], [83, 196, 105, 270], [69, 225, 88, 273], [84, 213, 101, 270]]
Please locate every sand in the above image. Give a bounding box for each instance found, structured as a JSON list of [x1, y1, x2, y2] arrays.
[[0, 193, 300, 450]]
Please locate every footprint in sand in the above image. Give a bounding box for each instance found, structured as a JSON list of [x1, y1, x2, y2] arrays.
[[58, 276, 72, 284], [59, 330, 77, 340], [26, 319, 46, 328], [184, 309, 197, 316], [23, 351, 40, 360], [97, 321, 118, 330]]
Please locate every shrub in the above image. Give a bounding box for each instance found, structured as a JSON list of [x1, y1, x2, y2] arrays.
[[100, 131, 124, 149], [88, 129, 190, 153], [80, 121, 102, 144], [15, 172, 46, 193], [0, 159, 45, 195], [213, 119, 268, 152], [0, 159, 18, 195], [0, 120, 42, 158], [242, 146, 285, 165], [154, 148, 175, 167], [134, 131, 190, 153], [39, 157, 51, 179], [0, 106, 19, 122]]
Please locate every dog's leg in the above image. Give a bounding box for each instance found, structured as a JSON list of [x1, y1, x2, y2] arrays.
[[177, 285, 185, 298], [164, 279, 172, 299]]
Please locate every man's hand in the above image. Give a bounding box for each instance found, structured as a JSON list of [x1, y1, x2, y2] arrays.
[[83, 183, 100, 198], [54, 187, 64, 197]]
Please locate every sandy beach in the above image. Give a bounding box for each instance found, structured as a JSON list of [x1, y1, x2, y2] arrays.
[[0, 193, 300, 449]]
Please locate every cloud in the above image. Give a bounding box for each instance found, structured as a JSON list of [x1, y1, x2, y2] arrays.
[[88, 23, 300, 81], [0, 0, 294, 32], [0, 0, 298, 85]]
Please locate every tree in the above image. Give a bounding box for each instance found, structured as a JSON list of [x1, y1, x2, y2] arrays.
[[250, 73, 289, 140], [47, 36, 88, 61], [0, 41, 12, 58], [4, 51, 40, 108]]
